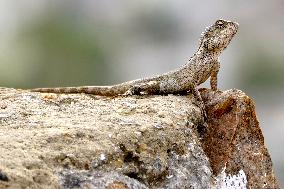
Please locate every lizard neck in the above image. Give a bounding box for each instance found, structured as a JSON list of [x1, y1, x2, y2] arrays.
[[195, 48, 220, 61]]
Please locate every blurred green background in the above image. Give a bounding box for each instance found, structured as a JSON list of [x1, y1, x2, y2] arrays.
[[0, 1, 283, 186]]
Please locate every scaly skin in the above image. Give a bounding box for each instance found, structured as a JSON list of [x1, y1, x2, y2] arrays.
[[30, 19, 238, 96]]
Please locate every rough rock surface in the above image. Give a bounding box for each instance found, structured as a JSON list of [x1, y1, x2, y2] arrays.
[[200, 89, 279, 189], [0, 87, 279, 188]]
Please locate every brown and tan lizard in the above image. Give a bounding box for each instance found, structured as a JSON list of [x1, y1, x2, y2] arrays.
[[30, 19, 238, 97]]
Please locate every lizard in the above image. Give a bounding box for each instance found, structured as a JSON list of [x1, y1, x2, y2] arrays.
[[30, 19, 238, 98]]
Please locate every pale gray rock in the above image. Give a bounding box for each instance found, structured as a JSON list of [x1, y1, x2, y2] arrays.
[[0, 88, 279, 188]]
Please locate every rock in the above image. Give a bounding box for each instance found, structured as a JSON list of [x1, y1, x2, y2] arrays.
[[200, 88, 279, 189], [0, 170, 9, 182], [0, 87, 279, 188], [59, 170, 149, 189]]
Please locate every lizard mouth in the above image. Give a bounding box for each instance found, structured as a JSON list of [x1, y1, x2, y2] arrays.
[[230, 21, 239, 35], [218, 19, 239, 35]]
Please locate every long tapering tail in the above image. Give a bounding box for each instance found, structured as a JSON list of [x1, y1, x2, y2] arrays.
[[30, 84, 130, 96]]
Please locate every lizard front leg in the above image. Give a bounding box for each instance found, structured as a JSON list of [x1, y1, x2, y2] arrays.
[[210, 61, 220, 91]]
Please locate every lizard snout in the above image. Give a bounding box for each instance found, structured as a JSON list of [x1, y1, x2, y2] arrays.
[[229, 21, 239, 34]]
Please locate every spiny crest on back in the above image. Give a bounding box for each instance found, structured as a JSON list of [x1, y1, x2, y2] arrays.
[[198, 19, 238, 53]]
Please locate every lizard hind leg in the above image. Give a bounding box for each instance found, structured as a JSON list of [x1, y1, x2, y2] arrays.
[[123, 81, 160, 96]]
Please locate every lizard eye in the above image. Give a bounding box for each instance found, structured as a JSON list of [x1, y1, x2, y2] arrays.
[[216, 20, 224, 27]]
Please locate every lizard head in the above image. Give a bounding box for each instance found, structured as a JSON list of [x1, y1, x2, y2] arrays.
[[199, 19, 238, 54]]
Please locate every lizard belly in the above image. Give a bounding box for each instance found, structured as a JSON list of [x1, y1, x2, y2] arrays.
[[159, 77, 193, 93], [194, 62, 214, 85], [199, 70, 211, 84]]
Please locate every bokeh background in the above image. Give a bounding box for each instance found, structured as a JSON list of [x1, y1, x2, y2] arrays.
[[0, 0, 283, 186]]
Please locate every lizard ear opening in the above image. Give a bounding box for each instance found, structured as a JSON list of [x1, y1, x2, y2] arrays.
[[203, 37, 224, 52], [203, 38, 215, 51]]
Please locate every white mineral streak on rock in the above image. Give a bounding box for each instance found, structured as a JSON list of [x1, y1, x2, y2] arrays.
[[215, 167, 247, 189]]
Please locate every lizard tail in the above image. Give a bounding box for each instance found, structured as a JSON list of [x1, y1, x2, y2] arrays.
[[30, 84, 130, 96]]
